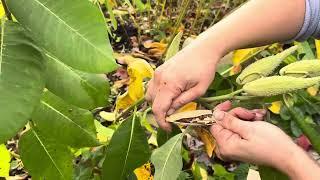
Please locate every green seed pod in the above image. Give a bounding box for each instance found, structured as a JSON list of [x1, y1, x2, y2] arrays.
[[280, 59, 320, 77], [236, 45, 298, 85], [243, 76, 320, 96]]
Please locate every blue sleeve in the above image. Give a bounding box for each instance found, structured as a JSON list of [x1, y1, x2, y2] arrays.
[[292, 0, 320, 41]]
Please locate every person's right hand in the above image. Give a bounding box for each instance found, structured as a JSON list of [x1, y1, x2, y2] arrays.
[[210, 104, 320, 180], [145, 44, 221, 131]]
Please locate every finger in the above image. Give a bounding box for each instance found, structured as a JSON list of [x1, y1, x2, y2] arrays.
[[169, 86, 205, 114], [210, 123, 224, 138], [229, 107, 255, 121], [145, 79, 156, 103], [152, 88, 180, 131], [252, 109, 267, 116], [213, 109, 252, 139], [214, 101, 232, 111]]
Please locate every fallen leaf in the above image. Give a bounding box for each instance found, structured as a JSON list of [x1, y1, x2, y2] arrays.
[[176, 102, 197, 113], [0, 144, 11, 177], [143, 41, 167, 57], [194, 127, 216, 157], [134, 163, 153, 180], [268, 101, 282, 114]]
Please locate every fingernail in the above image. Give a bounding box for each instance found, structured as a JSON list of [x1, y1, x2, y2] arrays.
[[167, 108, 175, 116], [213, 110, 225, 121]]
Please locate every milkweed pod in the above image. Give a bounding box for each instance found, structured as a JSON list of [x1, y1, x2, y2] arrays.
[[280, 59, 320, 77], [236, 45, 298, 85], [243, 76, 320, 96]]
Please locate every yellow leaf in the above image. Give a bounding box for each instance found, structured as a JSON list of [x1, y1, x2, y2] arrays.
[[99, 111, 116, 122], [0, 144, 11, 177], [134, 163, 153, 180], [148, 133, 158, 147], [232, 46, 267, 66], [116, 57, 154, 112], [176, 102, 197, 113], [94, 120, 114, 143], [268, 101, 282, 114], [229, 65, 242, 76], [307, 86, 319, 96], [315, 39, 320, 59], [192, 162, 208, 179], [194, 127, 216, 157], [0, 3, 5, 19]]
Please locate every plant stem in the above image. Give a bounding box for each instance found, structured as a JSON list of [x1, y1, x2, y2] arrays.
[[1, 0, 12, 20], [200, 89, 244, 102], [115, 97, 145, 121]]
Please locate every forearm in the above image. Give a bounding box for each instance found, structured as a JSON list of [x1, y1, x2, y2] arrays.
[[280, 147, 320, 180], [183, 0, 306, 61]]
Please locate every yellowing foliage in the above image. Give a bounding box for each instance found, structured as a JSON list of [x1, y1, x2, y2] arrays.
[[194, 127, 216, 157], [177, 102, 197, 113], [268, 101, 282, 114], [0, 144, 11, 177], [116, 56, 154, 112], [134, 163, 153, 180], [0, 3, 5, 19], [232, 47, 262, 66], [315, 39, 320, 59]]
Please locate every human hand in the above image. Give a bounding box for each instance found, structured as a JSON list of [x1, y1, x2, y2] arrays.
[[210, 103, 320, 180], [145, 46, 220, 131]]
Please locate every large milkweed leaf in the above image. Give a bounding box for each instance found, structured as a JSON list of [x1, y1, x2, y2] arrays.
[[0, 21, 45, 143], [151, 133, 184, 180], [19, 128, 73, 180], [6, 0, 118, 73], [45, 54, 110, 110], [32, 90, 99, 148], [102, 114, 151, 180]]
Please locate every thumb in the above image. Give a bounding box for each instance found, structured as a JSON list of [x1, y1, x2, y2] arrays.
[[168, 86, 206, 115], [213, 109, 252, 139]]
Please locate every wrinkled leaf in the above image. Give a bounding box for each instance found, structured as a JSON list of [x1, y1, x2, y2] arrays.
[[0, 21, 45, 143], [102, 114, 151, 179], [32, 90, 99, 148], [45, 54, 110, 110], [7, 0, 118, 73], [0, 144, 10, 177], [165, 31, 183, 61], [194, 127, 216, 157], [116, 57, 153, 111], [151, 133, 184, 180], [19, 128, 73, 180]]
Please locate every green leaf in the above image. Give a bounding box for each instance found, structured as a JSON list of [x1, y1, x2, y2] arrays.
[[0, 21, 45, 143], [234, 163, 249, 180], [151, 133, 184, 180], [212, 164, 235, 180], [102, 114, 151, 179], [19, 128, 73, 180], [259, 166, 289, 180], [45, 54, 110, 110], [7, 0, 118, 73], [165, 31, 183, 61], [295, 41, 315, 60], [0, 144, 11, 177], [157, 124, 181, 147], [32, 90, 99, 148]]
